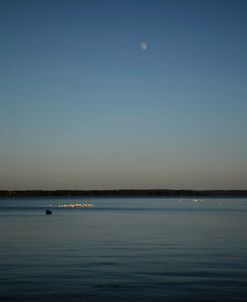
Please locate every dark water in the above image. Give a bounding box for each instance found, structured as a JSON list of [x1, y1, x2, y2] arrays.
[[0, 197, 247, 302]]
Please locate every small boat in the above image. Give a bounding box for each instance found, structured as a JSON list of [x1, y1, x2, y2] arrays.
[[46, 209, 52, 215]]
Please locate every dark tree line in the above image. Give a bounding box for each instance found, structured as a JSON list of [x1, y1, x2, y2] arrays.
[[0, 189, 247, 197]]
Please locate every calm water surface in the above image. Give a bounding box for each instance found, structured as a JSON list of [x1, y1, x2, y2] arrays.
[[0, 197, 247, 301]]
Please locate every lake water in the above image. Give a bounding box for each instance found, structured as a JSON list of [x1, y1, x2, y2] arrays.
[[0, 197, 247, 301]]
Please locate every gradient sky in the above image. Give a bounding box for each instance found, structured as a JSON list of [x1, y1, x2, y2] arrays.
[[1, 0, 247, 190]]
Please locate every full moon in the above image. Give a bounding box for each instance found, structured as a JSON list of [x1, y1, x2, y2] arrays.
[[140, 42, 148, 50]]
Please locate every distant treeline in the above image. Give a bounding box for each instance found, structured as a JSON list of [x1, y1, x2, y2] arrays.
[[0, 189, 247, 197]]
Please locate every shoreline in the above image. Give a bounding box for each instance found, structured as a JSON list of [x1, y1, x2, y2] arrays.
[[1, 189, 247, 198]]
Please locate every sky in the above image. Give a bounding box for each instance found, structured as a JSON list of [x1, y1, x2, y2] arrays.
[[0, 0, 247, 190]]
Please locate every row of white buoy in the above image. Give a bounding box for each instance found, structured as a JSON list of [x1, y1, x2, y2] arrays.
[[192, 199, 200, 203], [58, 203, 95, 208], [178, 198, 223, 205], [178, 199, 203, 203]]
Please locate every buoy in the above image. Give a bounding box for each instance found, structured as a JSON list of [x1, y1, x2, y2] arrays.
[[46, 209, 52, 215]]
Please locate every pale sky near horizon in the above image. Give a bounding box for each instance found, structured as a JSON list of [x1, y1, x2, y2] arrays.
[[0, 0, 247, 190]]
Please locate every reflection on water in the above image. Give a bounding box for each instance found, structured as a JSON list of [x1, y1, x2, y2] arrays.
[[0, 197, 247, 301]]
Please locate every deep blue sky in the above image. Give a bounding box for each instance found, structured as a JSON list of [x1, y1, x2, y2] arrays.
[[1, 0, 247, 190]]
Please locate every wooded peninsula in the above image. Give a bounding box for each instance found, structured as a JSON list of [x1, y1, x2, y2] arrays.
[[0, 189, 247, 197]]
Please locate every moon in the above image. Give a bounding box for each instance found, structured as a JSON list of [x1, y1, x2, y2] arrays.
[[140, 42, 148, 50]]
